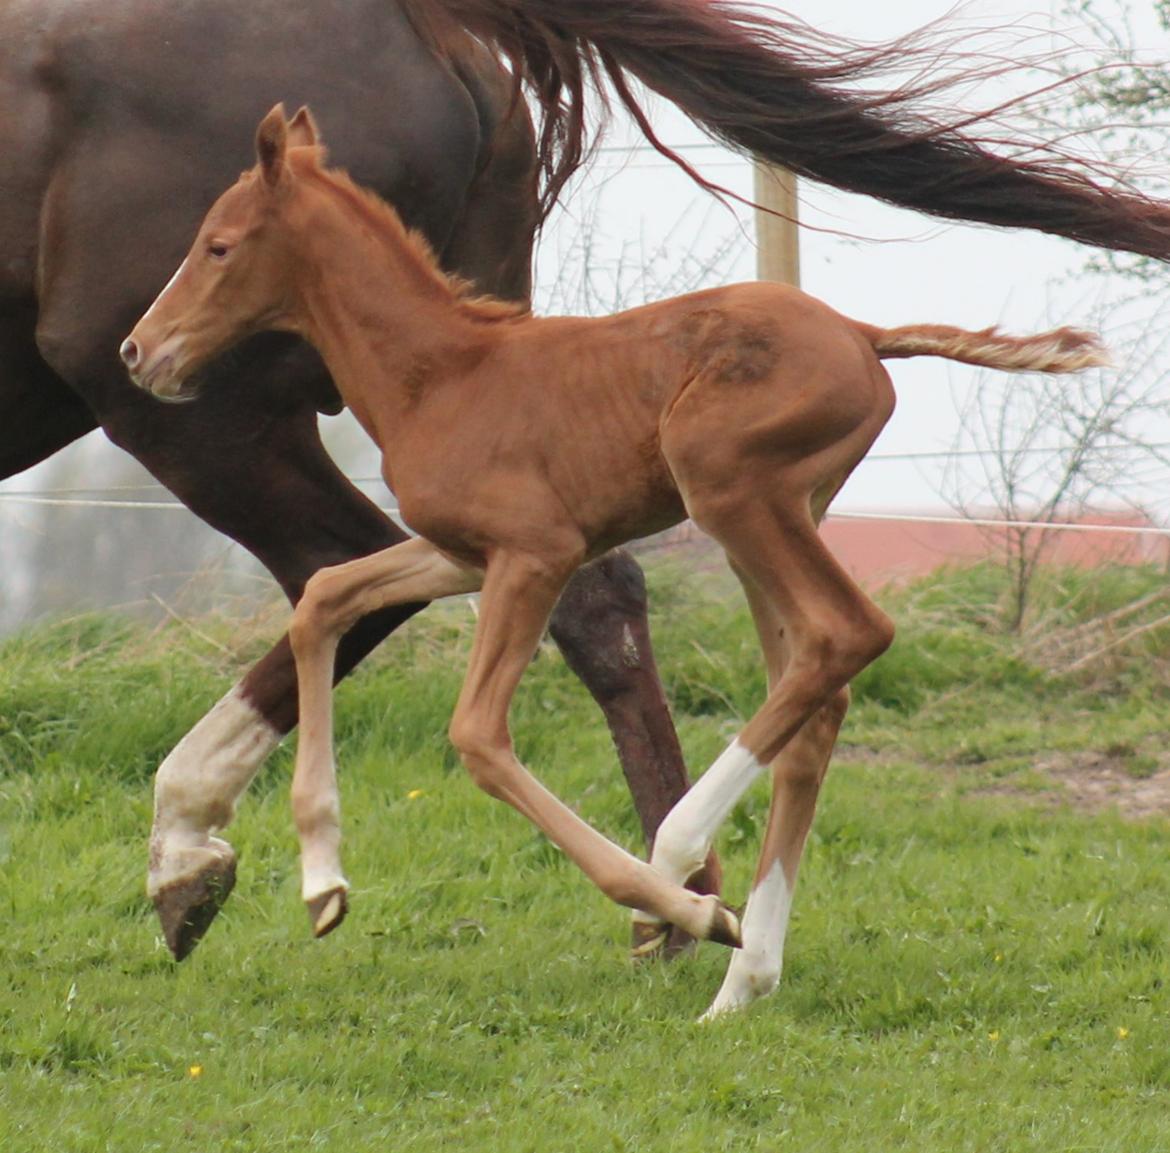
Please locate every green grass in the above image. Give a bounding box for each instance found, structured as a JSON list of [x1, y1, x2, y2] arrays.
[[1, 563, 1169, 1151]]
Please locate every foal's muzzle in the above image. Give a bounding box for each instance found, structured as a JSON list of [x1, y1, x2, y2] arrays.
[[119, 333, 197, 403]]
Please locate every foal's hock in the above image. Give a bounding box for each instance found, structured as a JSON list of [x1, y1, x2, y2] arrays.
[[123, 106, 1106, 1017]]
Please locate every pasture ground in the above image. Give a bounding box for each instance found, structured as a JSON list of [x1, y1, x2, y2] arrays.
[[1, 562, 1169, 1151]]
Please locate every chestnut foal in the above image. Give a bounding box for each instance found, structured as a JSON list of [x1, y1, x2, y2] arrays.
[[123, 107, 1106, 1017]]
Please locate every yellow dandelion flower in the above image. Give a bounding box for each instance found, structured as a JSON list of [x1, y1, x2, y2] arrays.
[[188, 1064, 203, 1079], [407, 789, 425, 800], [1117, 1027, 1130, 1040], [988, 1030, 1000, 1042], [994, 953, 1004, 964]]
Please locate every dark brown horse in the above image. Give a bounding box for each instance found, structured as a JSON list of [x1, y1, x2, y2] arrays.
[[6, 0, 1170, 961]]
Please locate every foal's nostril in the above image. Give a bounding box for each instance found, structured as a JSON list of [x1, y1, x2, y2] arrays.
[[119, 337, 141, 371]]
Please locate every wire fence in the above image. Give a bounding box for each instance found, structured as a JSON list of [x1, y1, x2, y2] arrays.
[[2, 486, 1168, 537], [3, 438, 1169, 531]]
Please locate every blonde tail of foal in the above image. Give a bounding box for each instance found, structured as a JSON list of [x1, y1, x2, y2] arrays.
[[857, 321, 1108, 374]]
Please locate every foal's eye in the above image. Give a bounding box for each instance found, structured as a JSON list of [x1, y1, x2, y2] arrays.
[[207, 242, 231, 261]]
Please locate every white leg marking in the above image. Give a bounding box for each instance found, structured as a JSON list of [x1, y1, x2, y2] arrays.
[[148, 683, 281, 895], [701, 860, 793, 1020], [652, 740, 765, 884], [632, 738, 765, 928]]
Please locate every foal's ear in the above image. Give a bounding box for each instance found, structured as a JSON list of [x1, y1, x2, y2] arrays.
[[287, 106, 321, 149], [256, 104, 289, 188]]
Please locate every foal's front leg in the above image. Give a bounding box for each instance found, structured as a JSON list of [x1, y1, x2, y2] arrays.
[[447, 551, 742, 947], [288, 538, 483, 935]]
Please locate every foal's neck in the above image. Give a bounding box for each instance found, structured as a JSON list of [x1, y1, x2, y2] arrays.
[[289, 173, 493, 441]]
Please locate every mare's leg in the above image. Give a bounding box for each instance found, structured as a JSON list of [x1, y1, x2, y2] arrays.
[[32, 137, 425, 959], [447, 552, 742, 947], [36, 330, 420, 954], [288, 539, 483, 936], [100, 366, 418, 957]]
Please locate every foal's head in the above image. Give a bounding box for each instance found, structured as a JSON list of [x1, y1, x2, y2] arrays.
[[121, 104, 319, 401]]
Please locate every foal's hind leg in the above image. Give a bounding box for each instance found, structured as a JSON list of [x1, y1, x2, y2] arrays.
[[645, 500, 892, 1013], [288, 538, 483, 936], [700, 570, 849, 1018], [702, 687, 848, 1019], [447, 550, 742, 948]]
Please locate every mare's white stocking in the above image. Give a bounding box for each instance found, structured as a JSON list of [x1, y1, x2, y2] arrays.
[[148, 683, 281, 895]]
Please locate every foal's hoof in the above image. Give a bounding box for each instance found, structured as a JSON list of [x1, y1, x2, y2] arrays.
[[306, 887, 348, 938], [630, 855, 725, 962], [153, 854, 238, 961], [704, 899, 743, 950]]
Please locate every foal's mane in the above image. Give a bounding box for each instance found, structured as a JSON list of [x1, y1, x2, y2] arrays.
[[290, 148, 529, 324]]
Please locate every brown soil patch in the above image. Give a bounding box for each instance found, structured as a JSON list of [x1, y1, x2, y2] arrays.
[[1028, 750, 1170, 821], [837, 747, 1170, 821]]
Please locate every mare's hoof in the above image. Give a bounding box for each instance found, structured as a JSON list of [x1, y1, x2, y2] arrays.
[[630, 920, 700, 962], [154, 854, 237, 961], [630, 920, 671, 962], [306, 887, 348, 938]]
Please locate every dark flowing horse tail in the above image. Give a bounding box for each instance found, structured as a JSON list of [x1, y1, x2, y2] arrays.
[[407, 0, 1170, 259]]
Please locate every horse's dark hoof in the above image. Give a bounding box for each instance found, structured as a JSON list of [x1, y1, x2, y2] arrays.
[[663, 924, 700, 958], [306, 887, 348, 938], [630, 919, 671, 962], [706, 901, 743, 950], [153, 855, 237, 961], [630, 919, 701, 961]]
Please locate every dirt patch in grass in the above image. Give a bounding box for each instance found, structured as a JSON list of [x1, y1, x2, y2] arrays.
[[964, 749, 1170, 821], [1031, 749, 1170, 821], [837, 745, 1170, 821]]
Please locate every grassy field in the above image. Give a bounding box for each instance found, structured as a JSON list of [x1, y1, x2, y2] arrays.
[[1, 561, 1169, 1152]]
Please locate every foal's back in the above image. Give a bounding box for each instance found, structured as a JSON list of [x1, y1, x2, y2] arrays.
[[397, 281, 887, 558]]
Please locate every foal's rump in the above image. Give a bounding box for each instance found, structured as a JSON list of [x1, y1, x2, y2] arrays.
[[654, 280, 1105, 524]]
